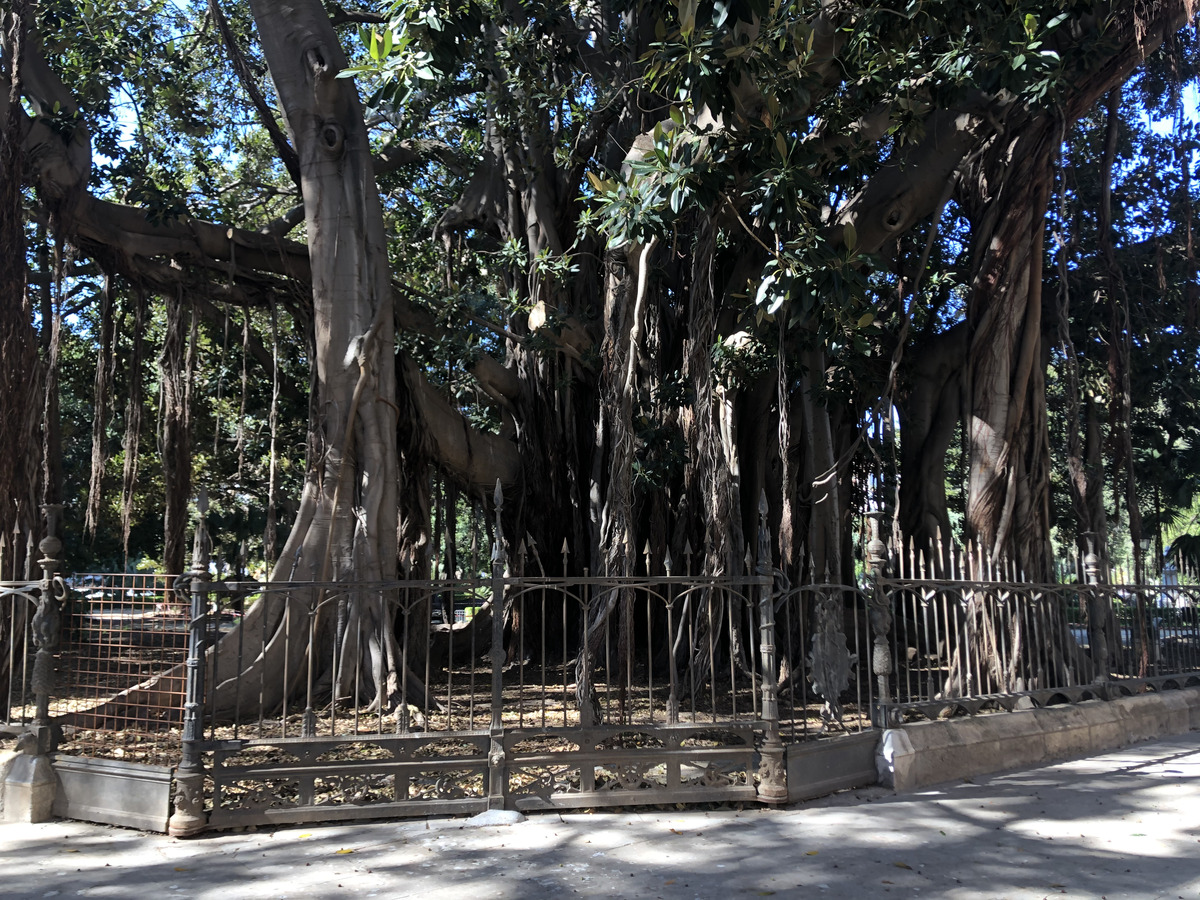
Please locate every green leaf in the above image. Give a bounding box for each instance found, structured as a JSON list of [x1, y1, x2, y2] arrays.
[[843, 222, 857, 251], [755, 272, 778, 307], [714, 0, 731, 28]]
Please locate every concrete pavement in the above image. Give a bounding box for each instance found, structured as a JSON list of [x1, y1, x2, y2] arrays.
[[2, 733, 1198, 900]]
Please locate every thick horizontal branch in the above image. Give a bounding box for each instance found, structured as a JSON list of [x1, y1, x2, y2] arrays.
[[835, 106, 986, 256], [402, 360, 521, 488], [72, 193, 311, 281]]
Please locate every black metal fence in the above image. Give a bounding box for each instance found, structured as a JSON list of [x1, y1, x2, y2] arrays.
[[7, 569, 1199, 754], [0, 581, 41, 733], [879, 575, 1200, 722], [4, 513, 1200, 832]]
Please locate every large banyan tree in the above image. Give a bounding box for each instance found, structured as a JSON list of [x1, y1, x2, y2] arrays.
[[4, 0, 1200, 709]]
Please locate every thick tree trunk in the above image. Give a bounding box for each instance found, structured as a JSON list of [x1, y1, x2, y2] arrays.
[[962, 122, 1055, 580], [896, 323, 966, 575], [159, 290, 192, 575], [0, 0, 40, 548], [199, 0, 409, 719], [945, 118, 1091, 695], [0, 0, 45, 711]]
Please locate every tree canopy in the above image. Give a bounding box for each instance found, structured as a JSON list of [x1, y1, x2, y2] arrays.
[[3, 0, 1199, 596]]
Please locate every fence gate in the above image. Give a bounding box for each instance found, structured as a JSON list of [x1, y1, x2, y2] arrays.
[[168, 535, 786, 834]]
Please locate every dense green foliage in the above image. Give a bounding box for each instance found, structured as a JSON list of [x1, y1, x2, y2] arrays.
[[9, 0, 1200, 582]]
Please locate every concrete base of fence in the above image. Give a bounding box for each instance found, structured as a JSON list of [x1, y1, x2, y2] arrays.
[[51, 756, 174, 833], [877, 686, 1200, 792], [785, 731, 879, 802], [0, 749, 56, 823]]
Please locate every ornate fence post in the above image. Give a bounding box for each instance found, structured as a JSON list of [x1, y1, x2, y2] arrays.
[[1082, 535, 1110, 690], [3, 505, 65, 823], [31, 505, 63, 744], [487, 480, 508, 810], [168, 501, 212, 837], [866, 513, 893, 728], [754, 493, 787, 804]]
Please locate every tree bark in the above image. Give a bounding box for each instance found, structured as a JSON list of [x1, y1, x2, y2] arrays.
[[896, 323, 966, 574], [200, 0, 406, 718], [159, 290, 192, 574], [961, 120, 1056, 579]]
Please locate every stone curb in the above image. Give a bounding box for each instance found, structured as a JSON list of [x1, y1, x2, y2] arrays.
[[877, 685, 1200, 792]]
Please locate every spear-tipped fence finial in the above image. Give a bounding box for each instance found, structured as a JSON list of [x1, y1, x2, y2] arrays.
[[491, 479, 506, 567]]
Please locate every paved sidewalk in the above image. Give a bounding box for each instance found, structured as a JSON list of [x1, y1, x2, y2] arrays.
[[3, 733, 1199, 900]]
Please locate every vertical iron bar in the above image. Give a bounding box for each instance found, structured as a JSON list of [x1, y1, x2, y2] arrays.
[[167, 503, 210, 837], [754, 492, 786, 803], [866, 521, 892, 727], [487, 481, 507, 810]]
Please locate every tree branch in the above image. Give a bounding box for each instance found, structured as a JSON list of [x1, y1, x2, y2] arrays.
[[207, 0, 302, 187]]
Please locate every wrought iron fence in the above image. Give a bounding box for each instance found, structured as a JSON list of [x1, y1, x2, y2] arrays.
[[876, 576, 1200, 722], [775, 582, 875, 741], [1, 581, 42, 731], [160, 568, 792, 830], [38, 573, 1200, 746], [185, 574, 782, 741], [6, 501, 1200, 833], [0, 515, 65, 759]]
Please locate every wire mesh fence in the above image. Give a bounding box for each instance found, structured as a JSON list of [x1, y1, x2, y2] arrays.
[[48, 574, 189, 766]]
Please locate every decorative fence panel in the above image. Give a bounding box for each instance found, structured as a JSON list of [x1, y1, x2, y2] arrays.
[[8, 510, 1200, 834], [178, 572, 775, 830], [875, 576, 1200, 723], [774, 583, 875, 741], [1, 581, 42, 734]]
